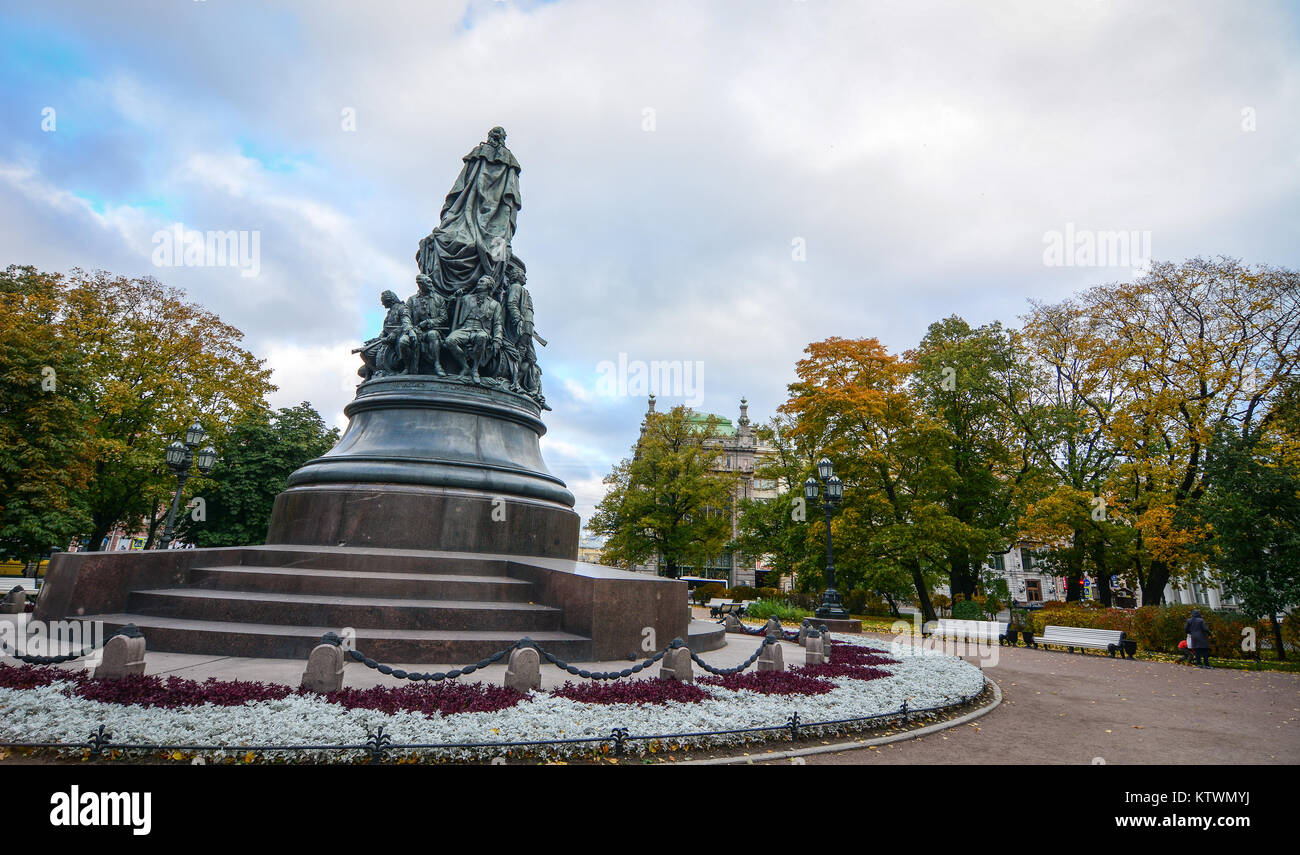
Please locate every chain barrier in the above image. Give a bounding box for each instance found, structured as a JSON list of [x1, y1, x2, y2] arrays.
[[336, 634, 716, 682], [0, 623, 142, 666]]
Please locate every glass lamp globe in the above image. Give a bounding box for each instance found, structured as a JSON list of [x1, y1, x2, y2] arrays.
[[165, 440, 187, 468], [196, 445, 218, 473], [185, 421, 206, 448]]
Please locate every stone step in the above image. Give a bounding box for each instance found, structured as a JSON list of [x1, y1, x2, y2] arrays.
[[200, 545, 517, 577], [125, 588, 564, 632], [189, 565, 537, 602], [84, 613, 593, 663]]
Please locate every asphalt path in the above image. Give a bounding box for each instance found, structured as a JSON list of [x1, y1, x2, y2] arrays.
[[765, 635, 1300, 765]]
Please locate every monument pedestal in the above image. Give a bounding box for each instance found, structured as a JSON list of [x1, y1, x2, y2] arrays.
[[269, 374, 578, 556], [803, 616, 863, 634]]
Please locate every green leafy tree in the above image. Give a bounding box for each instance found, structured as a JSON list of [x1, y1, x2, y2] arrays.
[[906, 316, 1029, 601], [0, 266, 94, 561], [734, 414, 825, 590], [1201, 419, 1300, 660], [589, 405, 737, 579], [175, 403, 340, 547]]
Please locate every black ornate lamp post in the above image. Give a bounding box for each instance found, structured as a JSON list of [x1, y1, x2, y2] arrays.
[[158, 421, 217, 550], [804, 456, 849, 621]]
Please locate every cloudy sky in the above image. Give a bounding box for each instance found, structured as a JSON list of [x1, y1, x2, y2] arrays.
[[2, 0, 1298, 528]]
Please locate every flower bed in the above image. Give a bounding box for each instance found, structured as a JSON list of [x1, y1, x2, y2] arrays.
[[0, 634, 984, 763]]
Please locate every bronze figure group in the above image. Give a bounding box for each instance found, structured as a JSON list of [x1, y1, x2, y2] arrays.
[[354, 127, 548, 408]]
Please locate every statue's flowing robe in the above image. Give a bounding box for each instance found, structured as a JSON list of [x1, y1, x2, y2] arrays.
[[417, 142, 521, 298]]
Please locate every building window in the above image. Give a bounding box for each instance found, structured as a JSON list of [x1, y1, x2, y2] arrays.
[[1020, 547, 1036, 570], [1025, 579, 1042, 602], [990, 553, 1006, 572]]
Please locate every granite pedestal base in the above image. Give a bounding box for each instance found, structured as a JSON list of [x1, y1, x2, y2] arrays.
[[803, 616, 863, 634], [267, 484, 578, 559]]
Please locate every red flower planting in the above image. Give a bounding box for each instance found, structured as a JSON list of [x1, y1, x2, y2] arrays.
[[796, 663, 892, 681], [76, 674, 292, 708], [321, 682, 525, 716], [700, 670, 835, 696], [826, 642, 899, 667], [0, 663, 72, 690], [549, 679, 710, 706]]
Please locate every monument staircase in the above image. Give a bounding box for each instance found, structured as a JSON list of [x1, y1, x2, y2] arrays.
[[76, 545, 594, 663]]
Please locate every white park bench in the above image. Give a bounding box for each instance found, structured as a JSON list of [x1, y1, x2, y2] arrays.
[[924, 619, 1008, 643], [706, 599, 753, 619], [1034, 625, 1132, 658]]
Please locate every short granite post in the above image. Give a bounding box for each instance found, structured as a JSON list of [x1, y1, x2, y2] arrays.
[[93, 630, 146, 680], [764, 617, 783, 639], [0, 587, 24, 615], [797, 624, 809, 647], [723, 614, 745, 633], [300, 640, 345, 693], [505, 646, 541, 693], [659, 646, 694, 683], [805, 632, 826, 666], [757, 639, 784, 672]]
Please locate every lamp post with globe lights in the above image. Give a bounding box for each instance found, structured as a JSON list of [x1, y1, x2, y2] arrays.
[[158, 421, 217, 550], [804, 456, 851, 622]]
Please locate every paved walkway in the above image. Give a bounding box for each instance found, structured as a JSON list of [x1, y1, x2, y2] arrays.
[[763, 632, 1300, 765]]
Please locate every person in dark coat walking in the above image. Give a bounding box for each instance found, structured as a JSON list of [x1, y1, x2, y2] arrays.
[[1185, 609, 1212, 668]]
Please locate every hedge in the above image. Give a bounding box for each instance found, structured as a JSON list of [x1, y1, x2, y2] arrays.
[[1030, 602, 1292, 659]]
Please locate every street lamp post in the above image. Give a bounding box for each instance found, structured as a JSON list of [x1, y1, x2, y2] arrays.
[[158, 421, 217, 550], [804, 456, 850, 621]]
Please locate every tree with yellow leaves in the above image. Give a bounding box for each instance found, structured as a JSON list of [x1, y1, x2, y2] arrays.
[[1082, 257, 1300, 603], [55, 269, 274, 551]]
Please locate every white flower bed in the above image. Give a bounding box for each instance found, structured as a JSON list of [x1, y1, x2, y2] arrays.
[[0, 635, 984, 762]]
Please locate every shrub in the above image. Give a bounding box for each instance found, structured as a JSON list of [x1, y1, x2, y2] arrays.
[[783, 592, 821, 611], [692, 583, 725, 606], [951, 599, 984, 620], [725, 586, 758, 601], [756, 587, 781, 600], [843, 589, 869, 615], [1029, 603, 1132, 637], [1129, 605, 1265, 659], [745, 598, 812, 622]]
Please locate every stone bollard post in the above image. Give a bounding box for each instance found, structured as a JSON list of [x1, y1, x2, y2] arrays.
[[300, 640, 345, 693], [659, 646, 694, 683], [797, 624, 809, 647], [805, 632, 826, 666], [723, 614, 745, 633], [0, 587, 25, 614], [93, 628, 146, 680], [757, 639, 785, 672], [764, 617, 783, 639], [505, 646, 541, 693]]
